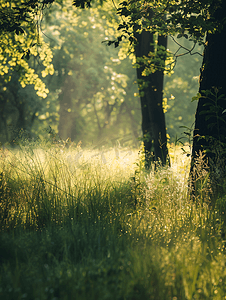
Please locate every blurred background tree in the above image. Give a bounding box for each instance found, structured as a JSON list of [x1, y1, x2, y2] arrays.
[[38, 1, 142, 146]]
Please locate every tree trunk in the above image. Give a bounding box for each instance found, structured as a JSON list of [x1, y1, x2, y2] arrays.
[[190, 1, 226, 198], [58, 75, 75, 141], [134, 30, 169, 167]]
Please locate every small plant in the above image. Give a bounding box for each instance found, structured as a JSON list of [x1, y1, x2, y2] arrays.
[[130, 142, 147, 207], [189, 150, 212, 205], [192, 88, 226, 202]]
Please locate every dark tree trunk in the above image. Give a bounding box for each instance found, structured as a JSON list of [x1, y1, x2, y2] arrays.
[[190, 1, 226, 198], [135, 30, 169, 167]]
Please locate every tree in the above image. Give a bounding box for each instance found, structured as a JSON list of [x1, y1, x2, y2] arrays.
[[134, 29, 169, 166], [76, 0, 170, 165], [110, 0, 226, 195], [41, 1, 141, 146], [2, 0, 226, 186], [0, 0, 56, 145], [0, 73, 41, 144], [190, 1, 226, 197], [0, 0, 141, 146], [0, 0, 54, 97], [1, 0, 170, 164]]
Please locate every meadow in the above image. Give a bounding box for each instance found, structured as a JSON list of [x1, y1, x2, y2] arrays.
[[0, 140, 226, 300]]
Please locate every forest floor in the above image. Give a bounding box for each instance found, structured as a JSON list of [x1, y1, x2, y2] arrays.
[[0, 141, 226, 300]]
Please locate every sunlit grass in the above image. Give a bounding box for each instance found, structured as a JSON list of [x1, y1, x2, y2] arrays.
[[0, 141, 226, 299]]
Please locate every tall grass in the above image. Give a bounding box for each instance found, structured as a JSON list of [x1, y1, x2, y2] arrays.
[[0, 141, 226, 300]]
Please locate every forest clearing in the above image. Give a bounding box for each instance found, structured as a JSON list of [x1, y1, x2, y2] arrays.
[[0, 141, 225, 300], [1, 0, 226, 298]]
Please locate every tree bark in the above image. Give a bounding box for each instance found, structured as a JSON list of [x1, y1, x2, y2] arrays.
[[190, 1, 226, 198], [134, 30, 169, 167]]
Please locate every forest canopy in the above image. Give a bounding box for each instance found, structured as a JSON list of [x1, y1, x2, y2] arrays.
[[0, 0, 204, 146], [1, 0, 225, 163]]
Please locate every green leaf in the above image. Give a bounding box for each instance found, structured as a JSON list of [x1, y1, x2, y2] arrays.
[[191, 93, 201, 102]]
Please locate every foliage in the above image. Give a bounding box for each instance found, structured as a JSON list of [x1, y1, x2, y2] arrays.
[[0, 0, 54, 97], [197, 88, 226, 143], [191, 88, 226, 199], [0, 73, 43, 144], [1, 0, 218, 92], [0, 0, 222, 149], [113, 0, 223, 45], [0, 0, 40, 35], [0, 0, 55, 145], [39, 1, 141, 145], [0, 0, 142, 145]]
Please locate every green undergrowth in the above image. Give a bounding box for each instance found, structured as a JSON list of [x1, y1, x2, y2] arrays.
[[0, 141, 226, 300]]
